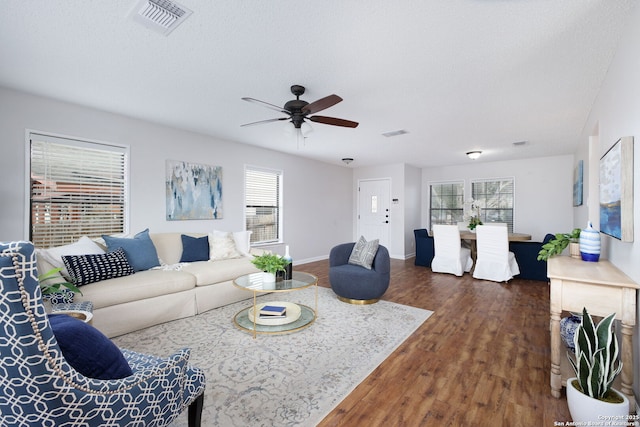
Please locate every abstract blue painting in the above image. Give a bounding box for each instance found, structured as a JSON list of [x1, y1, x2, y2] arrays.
[[166, 160, 222, 220], [599, 137, 634, 241], [573, 160, 583, 206]]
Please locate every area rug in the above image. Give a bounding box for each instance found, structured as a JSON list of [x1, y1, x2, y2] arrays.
[[113, 287, 433, 427]]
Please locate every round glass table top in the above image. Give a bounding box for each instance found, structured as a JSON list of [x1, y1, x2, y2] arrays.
[[233, 271, 318, 292]]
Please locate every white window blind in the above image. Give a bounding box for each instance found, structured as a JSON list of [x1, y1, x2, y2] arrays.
[[29, 133, 128, 248], [471, 178, 514, 232], [429, 181, 465, 228], [245, 167, 282, 244]]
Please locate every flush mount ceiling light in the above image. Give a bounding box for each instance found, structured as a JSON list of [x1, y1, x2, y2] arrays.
[[466, 150, 482, 160], [342, 158, 354, 165]]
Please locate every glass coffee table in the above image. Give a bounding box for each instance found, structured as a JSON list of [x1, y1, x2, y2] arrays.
[[232, 271, 318, 338]]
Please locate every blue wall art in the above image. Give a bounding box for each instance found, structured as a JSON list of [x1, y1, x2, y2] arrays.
[[166, 160, 222, 220], [599, 136, 634, 241], [573, 160, 583, 207]]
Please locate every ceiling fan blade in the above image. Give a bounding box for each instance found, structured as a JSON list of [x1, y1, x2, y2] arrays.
[[240, 117, 289, 127], [242, 97, 291, 114], [309, 115, 359, 128], [301, 94, 343, 115]]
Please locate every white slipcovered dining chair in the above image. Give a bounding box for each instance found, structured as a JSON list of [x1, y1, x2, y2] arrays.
[[431, 224, 473, 277], [472, 224, 520, 282]]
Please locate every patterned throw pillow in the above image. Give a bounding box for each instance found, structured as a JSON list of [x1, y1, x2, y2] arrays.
[[62, 248, 135, 286], [348, 236, 380, 270]]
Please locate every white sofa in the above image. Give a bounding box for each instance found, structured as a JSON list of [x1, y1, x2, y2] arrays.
[[38, 232, 262, 338]]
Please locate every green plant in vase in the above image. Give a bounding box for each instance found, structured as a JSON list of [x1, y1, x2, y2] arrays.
[[566, 307, 628, 422], [537, 228, 581, 261], [38, 267, 82, 296], [250, 253, 290, 275]]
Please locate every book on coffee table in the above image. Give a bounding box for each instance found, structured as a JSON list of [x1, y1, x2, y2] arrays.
[[259, 305, 287, 316]]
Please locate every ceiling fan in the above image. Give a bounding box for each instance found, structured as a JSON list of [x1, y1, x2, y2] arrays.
[[241, 85, 359, 130]]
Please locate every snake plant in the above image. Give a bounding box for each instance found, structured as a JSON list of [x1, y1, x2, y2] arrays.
[[568, 307, 622, 400]]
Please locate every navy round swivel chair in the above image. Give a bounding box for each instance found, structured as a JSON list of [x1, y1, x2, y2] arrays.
[[329, 242, 391, 304]]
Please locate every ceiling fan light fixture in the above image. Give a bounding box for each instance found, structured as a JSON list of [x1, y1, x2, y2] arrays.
[[300, 121, 313, 137], [466, 150, 482, 160]]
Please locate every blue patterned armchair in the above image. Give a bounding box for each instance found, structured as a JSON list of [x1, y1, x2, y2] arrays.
[[0, 241, 205, 427]]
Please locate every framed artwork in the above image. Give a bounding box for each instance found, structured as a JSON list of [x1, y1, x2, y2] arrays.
[[599, 136, 634, 241], [573, 160, 583, 206], [166, 160, 222, 220]]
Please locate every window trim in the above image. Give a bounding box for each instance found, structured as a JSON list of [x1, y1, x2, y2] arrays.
[[244, 164, 283, 246], [24, 129, 130, 245]]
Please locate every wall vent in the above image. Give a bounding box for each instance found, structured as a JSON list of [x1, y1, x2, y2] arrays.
[[129, 0, 192, 36]]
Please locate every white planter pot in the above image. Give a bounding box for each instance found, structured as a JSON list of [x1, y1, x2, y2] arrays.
[[566, 378, 629, 423], [262, 272, 276, 290]]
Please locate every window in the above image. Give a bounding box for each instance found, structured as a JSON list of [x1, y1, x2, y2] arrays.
[[29, 133, 128, 248], [245, 166, 282, 244], [429, 182, 464, 228], [471, 178, 514, 232]]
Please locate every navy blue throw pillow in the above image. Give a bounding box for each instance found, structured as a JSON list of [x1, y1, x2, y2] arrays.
[[49, 314, 133, 380], [180, 234, 210, 262]]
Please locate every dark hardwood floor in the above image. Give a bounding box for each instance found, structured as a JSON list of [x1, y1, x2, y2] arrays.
[[299, 257, 571, 426]]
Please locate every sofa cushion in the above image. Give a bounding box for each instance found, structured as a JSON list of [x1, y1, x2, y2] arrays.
[[62, 248, 135, 286], [180, 234, 209, 262], [49, 313, 132, 379], [37, 236, 106, 278], [208, 231, 243, 260], [75, 269, 196, 309], [103, 228, 160, 271], [182, 257, 260, 286], [348, 236, 379, 269]]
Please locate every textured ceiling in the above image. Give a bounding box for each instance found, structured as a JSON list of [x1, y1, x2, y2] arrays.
[[0, 0, 636, 167]]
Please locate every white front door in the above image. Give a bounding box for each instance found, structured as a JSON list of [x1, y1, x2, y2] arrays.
[[357, 179, 390, 248]]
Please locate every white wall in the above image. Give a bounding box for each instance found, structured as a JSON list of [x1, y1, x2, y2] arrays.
[[421, 155, 575, 242], [404, 164, 422, 257], [576, 2, 640, 401], [0, 87, 353, 263]]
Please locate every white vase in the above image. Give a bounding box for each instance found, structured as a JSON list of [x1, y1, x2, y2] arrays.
[[579, 221, 600, 262], [262, 272, 276, 290], [566, 378, 629, 423]]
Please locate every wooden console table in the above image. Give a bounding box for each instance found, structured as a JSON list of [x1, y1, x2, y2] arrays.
[[547, 256, 639, 411]]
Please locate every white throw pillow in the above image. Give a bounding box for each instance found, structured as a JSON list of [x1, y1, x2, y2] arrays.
[[208, 231, 243, 260], [232, 231, 252, 256], [37, 236, 106, 277]]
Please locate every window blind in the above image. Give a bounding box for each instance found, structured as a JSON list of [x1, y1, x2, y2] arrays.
[[29, 134, 127, 248], [471, 178, 514, 232], [245, 167, 282, 244], [429, 182, 464, 228]]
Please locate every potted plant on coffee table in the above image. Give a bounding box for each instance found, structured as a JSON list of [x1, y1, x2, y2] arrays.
[[566, 307, 628, 422], [251, 253, 290, 287]]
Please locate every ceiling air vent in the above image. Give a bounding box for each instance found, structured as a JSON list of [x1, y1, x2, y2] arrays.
[[129, 0, 192, 36], [382, 129, 409, 138]]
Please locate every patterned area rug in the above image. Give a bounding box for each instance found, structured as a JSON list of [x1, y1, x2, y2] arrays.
[[113, 286, 433, 427]]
